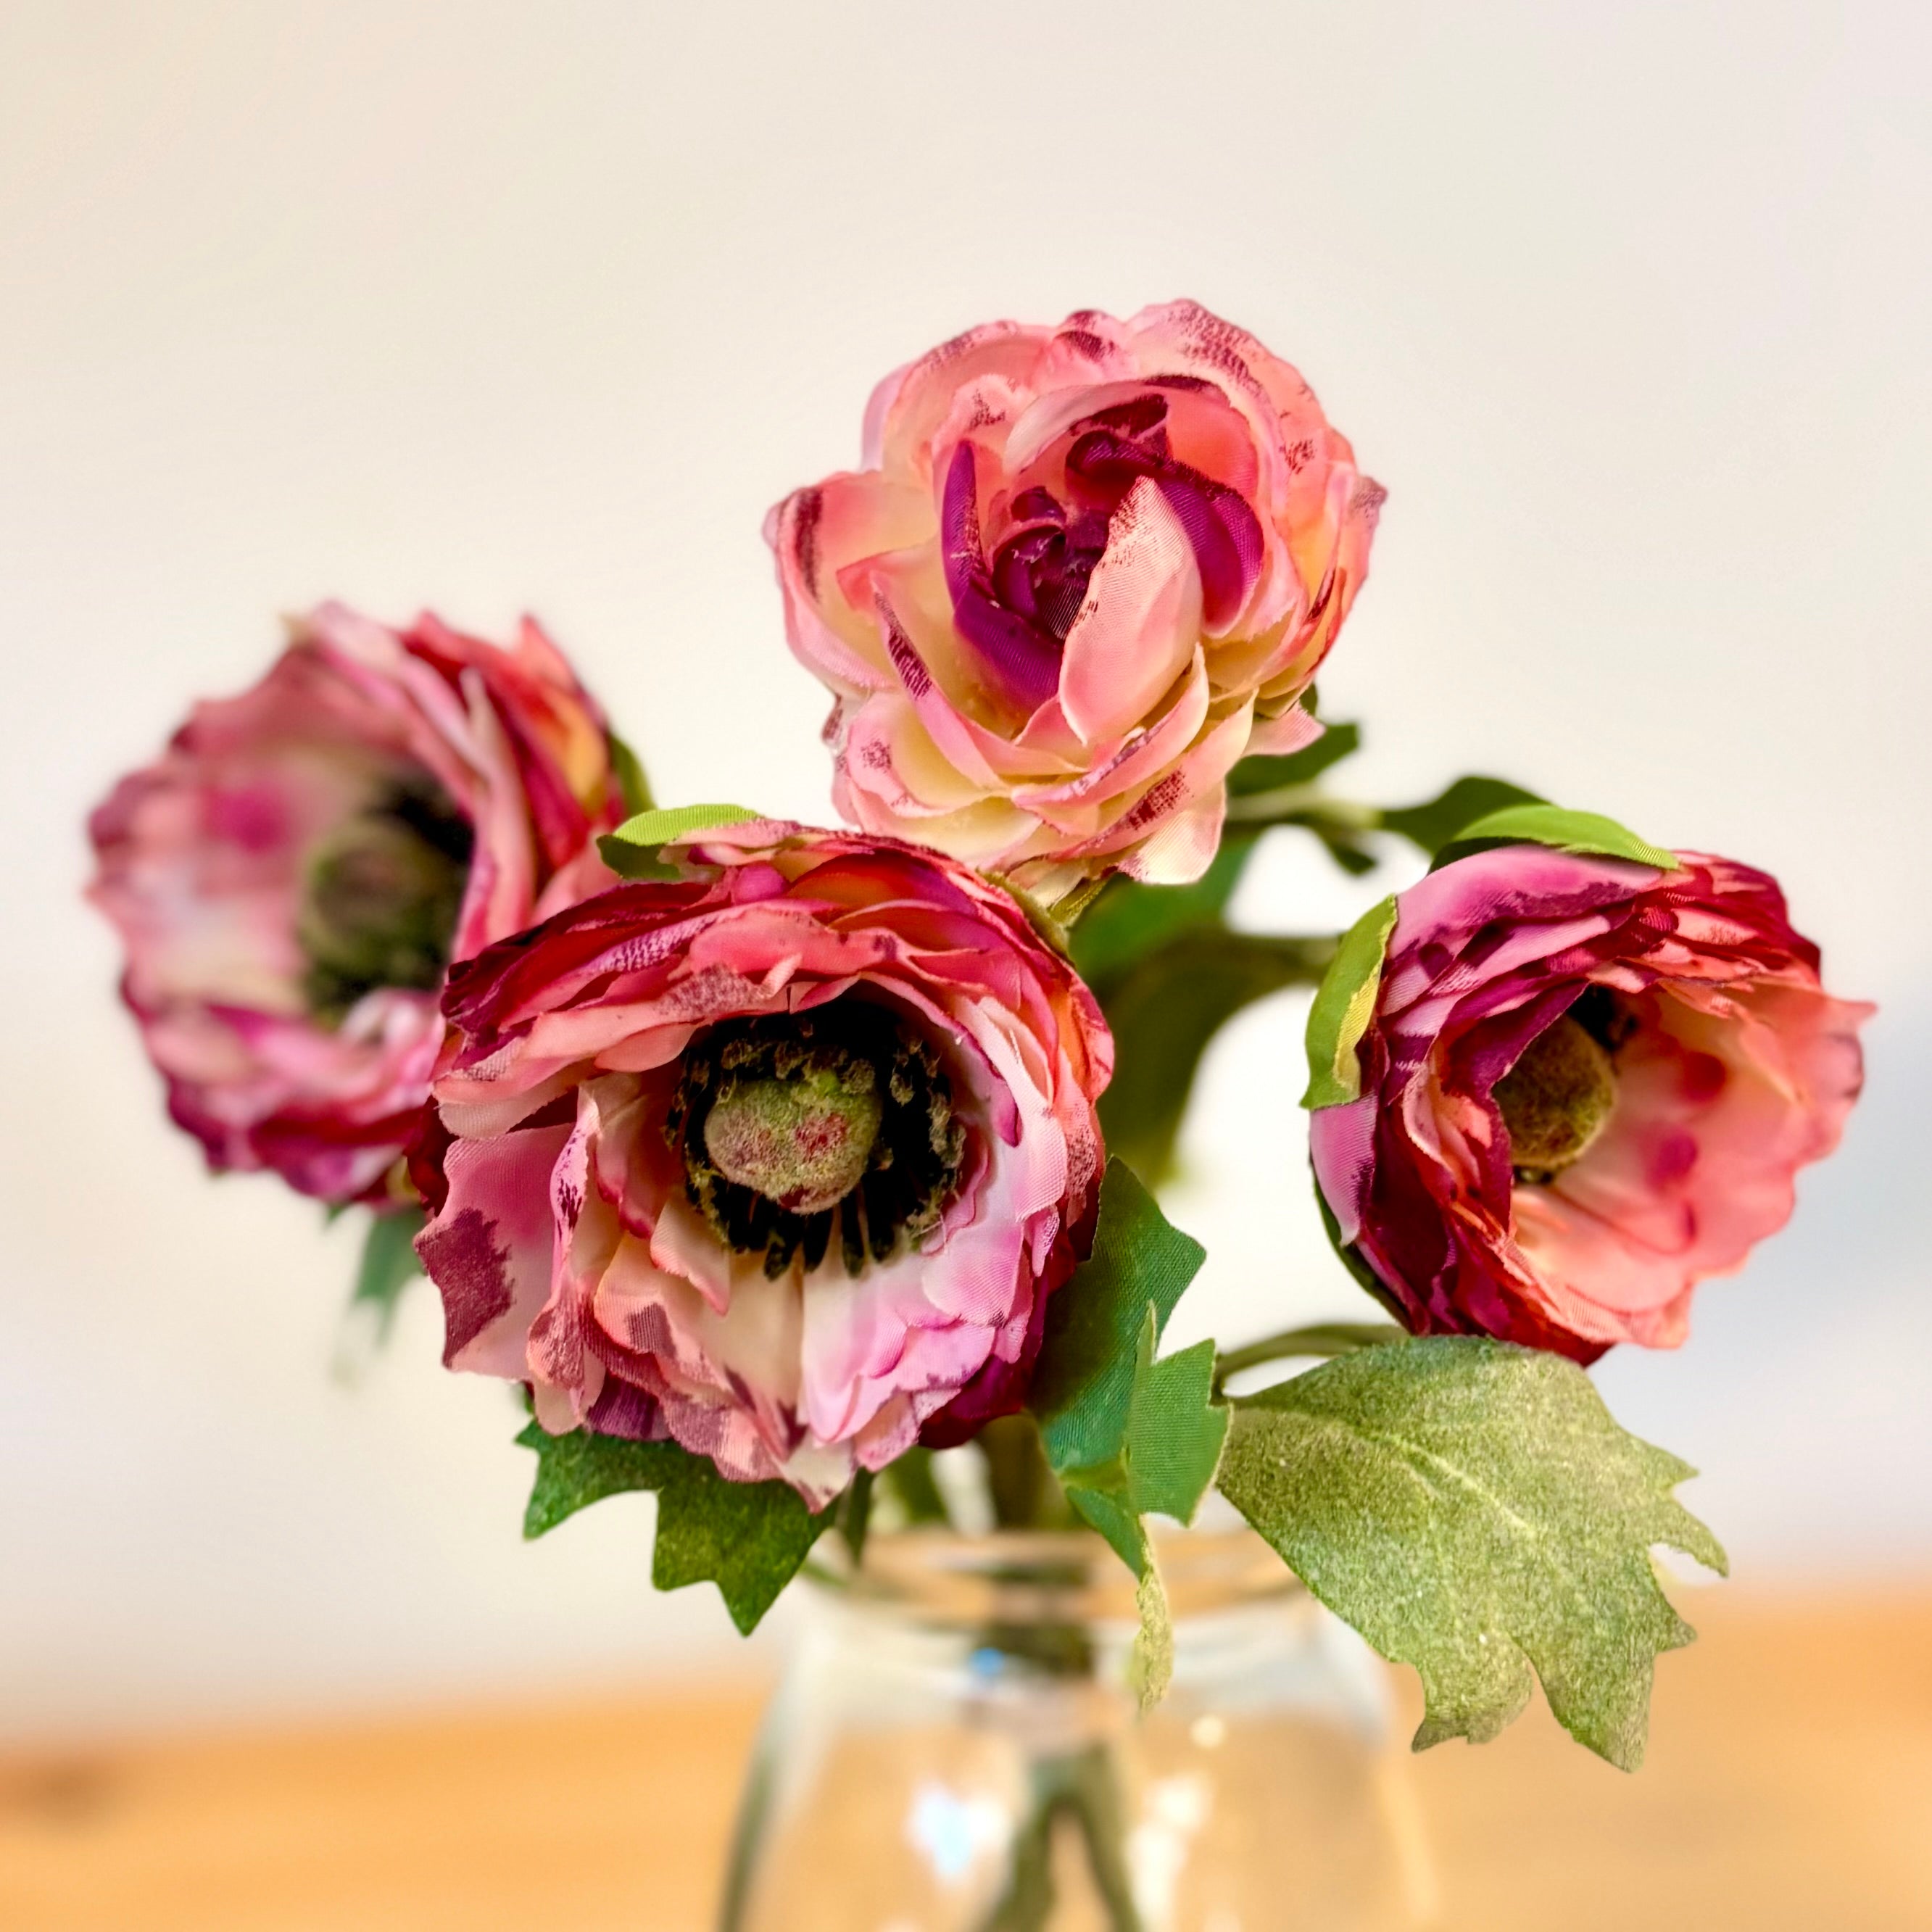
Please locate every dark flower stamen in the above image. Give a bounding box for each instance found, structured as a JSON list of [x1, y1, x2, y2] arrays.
[[298, 776, 473, 1024], [668, 1003, 968, 1280]]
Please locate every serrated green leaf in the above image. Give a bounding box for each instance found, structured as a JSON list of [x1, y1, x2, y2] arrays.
[[1215, 1338, 1727, 1770], [1226, 718, 1363, 797], [1301, 895, 1398, 1110], [597, 802, 757, 880], [1032, 1189, 1226, 1715], [1058, 1313, 1227, 1557], [605, 731, 655, 816], [651, 1467, 833, 1633], [1092, 930, 1335, 1185], [517, 1423, 832, 1633], [1027, 1161, 1206, 1472], [1379, 776, 1544, 855], [1436, 804, 1677, 874], [1120, 1317, 1229, 1527], [520, 1425, 681, 1536], [349, 1206, 426, 1338]]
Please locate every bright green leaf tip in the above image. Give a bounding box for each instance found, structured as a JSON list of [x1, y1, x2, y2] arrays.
[[597, 803, 759, 882], [607, 802, 757, 847], [1446, 804, 1678, 873], [1301, 895, 1398, 1111]]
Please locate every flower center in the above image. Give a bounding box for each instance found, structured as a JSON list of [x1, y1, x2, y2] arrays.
[[1495, 1013, 1618, 1184], [298, 777, 473, 1024], [669, 1004, 967, 1280], [702, 1070, 884, 1216]]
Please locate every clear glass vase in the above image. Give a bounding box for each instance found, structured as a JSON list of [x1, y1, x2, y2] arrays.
[[719, 1529, 1437, 1931]]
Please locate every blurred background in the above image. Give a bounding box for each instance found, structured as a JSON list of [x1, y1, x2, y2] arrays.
[[2, 0, 1928, 1756]]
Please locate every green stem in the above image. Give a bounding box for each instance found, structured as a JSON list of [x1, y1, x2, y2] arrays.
[[973, 1742, 1145, 1932], [979, 1414, 1078, 1530], [876, 1446, 952, 1528], [1213, 1321, 1407, 1393], [1050, 874, 1109, 928], [834, 1467, 873, 1564], [1222, 784, 1380, 833]]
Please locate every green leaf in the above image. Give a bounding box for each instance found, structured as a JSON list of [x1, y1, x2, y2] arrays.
[[1379, 776, 1544, 856], [1062, 1316, 1219, 1710], [1027, 1161, 1206, 1472], [1215, 1338, 1728, 1770], [1226, 719, 1363, 797], [1070, 834, 1257, 984], [1435, 804, 1678, 873], [1094, 930, 1335, 1185], [1301, 895, 1398, 1110], [597, 802, 757, 881], [607, 802, 758, 845], [1029, 1173, 1225, 1711], [1058, 1313, 1228, 1561], [605, 731, 655, 816], [349, 1206, 426, 1338], [517, 1423, 832, 1634], [1118, 1317, 1230, 1527]]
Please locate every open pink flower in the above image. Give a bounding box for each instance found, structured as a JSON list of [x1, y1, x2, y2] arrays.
[[88, 602, 629, 1207], [768, 302, 1382, 898], [1310, 846, 1870, 1359], [412, 822, 1112, 1503]]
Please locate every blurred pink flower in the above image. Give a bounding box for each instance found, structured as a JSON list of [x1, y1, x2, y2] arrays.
[[413, 822, 1112, 1504], [88, 602, 629, 1207], [1311, 845, 1871, 1359], [768, 302, 1382, 898]]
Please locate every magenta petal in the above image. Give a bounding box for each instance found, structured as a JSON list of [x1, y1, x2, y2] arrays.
[[941, 441, 1064, 713]]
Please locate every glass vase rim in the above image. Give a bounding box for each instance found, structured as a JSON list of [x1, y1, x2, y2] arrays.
[[806, 1525, 1304, 1629]]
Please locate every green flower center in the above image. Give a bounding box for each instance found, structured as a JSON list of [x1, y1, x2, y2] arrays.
[[298, 778, 473, 1024], [668, 1004, 967, 1280], [1495, 1012, 1618, 1184], [702, 1070, 884, 1215]]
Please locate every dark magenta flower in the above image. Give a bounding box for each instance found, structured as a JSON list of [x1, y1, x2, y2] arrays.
[[88, 602, 627, 1206], [1310, 845, 1870, 1359], [413, 821, 1113, 1502]]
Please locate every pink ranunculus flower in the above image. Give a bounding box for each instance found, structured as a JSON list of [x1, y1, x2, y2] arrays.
[[412, 821, 1113, 1504], [88, 602, 630, 1208], [768, 302, 1383, 899], [1310, 846, 1870, 1360]]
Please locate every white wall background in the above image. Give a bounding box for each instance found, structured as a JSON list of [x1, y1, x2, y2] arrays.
[[2, 0, 1926, 1744]]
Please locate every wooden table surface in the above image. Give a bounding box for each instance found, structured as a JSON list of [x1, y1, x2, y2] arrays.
[[4, 1591, 1929, 1931]]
